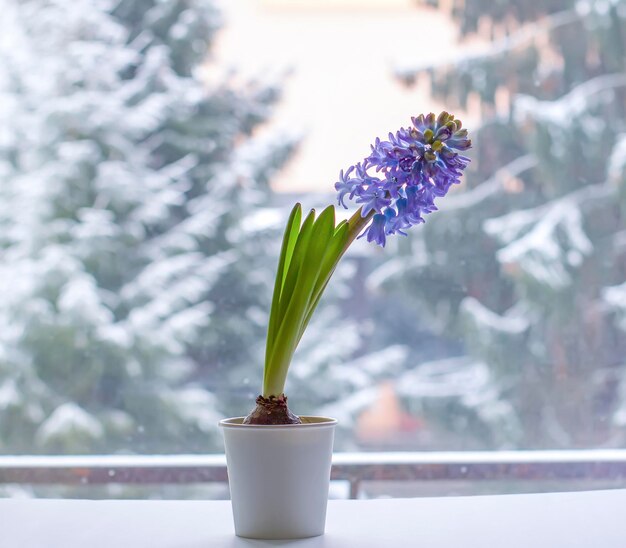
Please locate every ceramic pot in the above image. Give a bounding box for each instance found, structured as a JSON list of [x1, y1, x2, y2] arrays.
[[220, 416, 337, 539]]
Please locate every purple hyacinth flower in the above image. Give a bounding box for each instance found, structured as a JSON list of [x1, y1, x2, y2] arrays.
[[336, 112, 471, 246]]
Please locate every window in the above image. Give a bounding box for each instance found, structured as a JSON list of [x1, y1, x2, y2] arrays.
[[1, 0, 625, 499]]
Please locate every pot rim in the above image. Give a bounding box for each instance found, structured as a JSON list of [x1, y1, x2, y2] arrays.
[[219, 416, 337, 429]]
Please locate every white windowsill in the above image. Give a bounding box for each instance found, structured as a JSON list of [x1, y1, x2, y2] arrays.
[[1, 489, 624, 547]]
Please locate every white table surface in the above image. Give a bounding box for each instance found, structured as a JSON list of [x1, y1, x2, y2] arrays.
[[2, 489, 625, 547]]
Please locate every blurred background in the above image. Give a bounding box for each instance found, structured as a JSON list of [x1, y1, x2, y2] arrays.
[[1, 0, 626, 496]]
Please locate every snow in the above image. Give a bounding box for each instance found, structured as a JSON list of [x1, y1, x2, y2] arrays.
[[312, 346, 408, 392], [604, 282, 626, 330], [239, 208, 284, 234], [160, 387, 220, 432], [442, 155, 537, 213], [515, 74, 626, 127], [320, 387, 380, 427], [461, 298, 529, 336], [58, 276, 114, 325], [367, 257, 409, 289], [396, 357, 490, 399], [162, 302, 214, 343], [609, 134, 626, 182], [484, 189, 595, 289], [396, 9, 579, 80], [0, 380, 21, 408], [36, 404, 104, 445]]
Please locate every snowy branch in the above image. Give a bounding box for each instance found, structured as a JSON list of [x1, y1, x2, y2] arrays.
[[396, 9, 580, 81], [484, 183, 615, 289], [515, 73, 626, 126]]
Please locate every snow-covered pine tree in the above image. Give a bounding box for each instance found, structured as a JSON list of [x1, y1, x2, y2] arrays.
[[0, 0, 294, 454], [382, 0, 626, 448]]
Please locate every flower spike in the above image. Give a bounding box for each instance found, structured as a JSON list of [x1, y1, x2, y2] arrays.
[[334, 112, 472, 246]]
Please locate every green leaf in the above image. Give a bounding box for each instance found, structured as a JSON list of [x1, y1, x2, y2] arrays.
[[334, 219, 348, 235], [263, 209, 316, 393], [265, 203, 301, 369], [280, 205, 302, 292], [275, 208, 316, 325], [263, 206, 336, 396], [298, 220, 349, 342]]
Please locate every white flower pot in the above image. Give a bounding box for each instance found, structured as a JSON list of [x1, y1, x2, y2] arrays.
[[219, 416, 337, 539]]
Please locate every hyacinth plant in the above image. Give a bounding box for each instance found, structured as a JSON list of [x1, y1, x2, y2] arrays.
[[244, 112, 471, 424]]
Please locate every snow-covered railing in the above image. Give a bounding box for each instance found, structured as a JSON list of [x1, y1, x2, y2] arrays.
[[2, 451, 626, 499]]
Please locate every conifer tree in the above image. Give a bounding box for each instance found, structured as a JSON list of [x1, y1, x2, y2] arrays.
[[0, 0, 293, 453], [385, 0, 626, 447]]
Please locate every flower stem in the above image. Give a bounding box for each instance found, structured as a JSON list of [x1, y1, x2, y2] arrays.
[[345, 207, 375, 250]]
